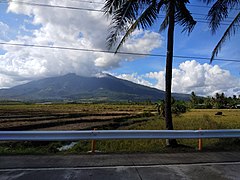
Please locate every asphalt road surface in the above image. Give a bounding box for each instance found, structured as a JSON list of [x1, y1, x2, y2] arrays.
[[0, 152, 240, 180]]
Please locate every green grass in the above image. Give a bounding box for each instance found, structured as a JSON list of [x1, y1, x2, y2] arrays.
[[71, 109, 240, 153], [0, 107, 239, 154]]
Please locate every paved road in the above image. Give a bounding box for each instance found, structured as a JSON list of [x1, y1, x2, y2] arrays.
[[0, 152, 240, 180]]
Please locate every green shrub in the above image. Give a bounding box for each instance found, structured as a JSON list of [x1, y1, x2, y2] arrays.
[[172, 103, 187, 115]]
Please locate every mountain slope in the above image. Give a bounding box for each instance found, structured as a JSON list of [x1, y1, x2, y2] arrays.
[[0, 73, 189, 102]]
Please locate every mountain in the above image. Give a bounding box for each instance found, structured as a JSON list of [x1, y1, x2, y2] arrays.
[[0, 73, 190, 102]]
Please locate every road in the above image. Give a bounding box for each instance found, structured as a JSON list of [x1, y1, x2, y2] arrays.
[[0, 152, 240, 180]]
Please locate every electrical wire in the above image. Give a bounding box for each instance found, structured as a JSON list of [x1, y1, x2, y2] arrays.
[[68, 0, 104, 4], [1, 0, 237, 25], [1, 41, 240, 63], [2, 0, 105, 12], [187, 4, 240, 11], [1, 1, 239, 63]]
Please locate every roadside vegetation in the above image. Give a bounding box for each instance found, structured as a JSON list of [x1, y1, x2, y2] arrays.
[[0, 103, 239, 155], [189, 92, 240, 109]]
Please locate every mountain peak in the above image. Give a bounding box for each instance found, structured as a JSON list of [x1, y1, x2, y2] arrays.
[[0, 74, 189, 102]]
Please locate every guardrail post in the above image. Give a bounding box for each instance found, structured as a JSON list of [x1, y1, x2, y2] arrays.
[[198, 128, 202, 151], [91, 128, 97, 153]]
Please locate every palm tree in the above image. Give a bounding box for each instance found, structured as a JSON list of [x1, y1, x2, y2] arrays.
[[190, 91, 198, 107], [202, 0, 240, 63], [103, 0, 196, 147], [155, 100, 165, 117]]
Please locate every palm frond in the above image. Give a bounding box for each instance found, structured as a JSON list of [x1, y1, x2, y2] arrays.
[[106, 1, 139, 49], [208, 0, 229, 34], [201, 0, 240, 7], [157, 0, 166, 12], [115, 2, 159, 52], [159, 15, 169, 32], [175, 0, 196, 34], [138, 1, 158, 29], [103, 0, 126, 15], [210, 12, 240, 63], [158, 1, 169, 32], [207, 0, 240, 34], [226, 0, 240, 10]]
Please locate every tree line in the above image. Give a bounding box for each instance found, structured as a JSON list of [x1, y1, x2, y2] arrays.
[[190, 91, 240, 109]]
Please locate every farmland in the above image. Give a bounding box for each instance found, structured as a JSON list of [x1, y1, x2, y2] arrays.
[[0, 103, 155, 131], [0, 103, 239, 154]]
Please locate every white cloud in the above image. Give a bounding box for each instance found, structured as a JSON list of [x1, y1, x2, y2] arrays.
[[118, 60, 240, 97], [116, 73, 153, 87], [0, 22, 9, 39], [0, 74, 15, 88], [0, 0, 162, 88], [121, 30, 162, 53]]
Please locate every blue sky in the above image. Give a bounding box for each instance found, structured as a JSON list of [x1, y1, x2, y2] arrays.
[[0, 0, 239, 96], [112, 2, 240, 76]]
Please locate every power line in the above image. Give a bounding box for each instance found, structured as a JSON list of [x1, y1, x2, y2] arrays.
[[196, 18, 233, 23], [1, 41, 240, 63], [1, 1, 236, 25], [0, 1, 234, 27], [196, 20, 238, 26], [68, 0, 104, 4], [68, 0, 240, 10], [192, 12, 235, 20], [4, 0, 240, 11], [187, 4, 240, 11], [3, 0, 105, 12]]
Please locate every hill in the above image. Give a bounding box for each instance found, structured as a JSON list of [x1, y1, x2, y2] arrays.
[[0, 73, 189, 102]]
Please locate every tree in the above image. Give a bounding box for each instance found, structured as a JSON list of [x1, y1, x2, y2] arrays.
[[103, 0, 196, 147], [190, 91, 198, 107], [204, 96, 213, 109], [155, 100, 165, 117], [156, 98, 187, 117], [212, 92, 228, 108], [202, 0, 240, 63]]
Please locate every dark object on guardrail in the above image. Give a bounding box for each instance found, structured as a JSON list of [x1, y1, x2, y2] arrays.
[[215, 112, 222, 115]]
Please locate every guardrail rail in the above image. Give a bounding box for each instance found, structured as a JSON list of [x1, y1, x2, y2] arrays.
[[0, 129, 240, 141]]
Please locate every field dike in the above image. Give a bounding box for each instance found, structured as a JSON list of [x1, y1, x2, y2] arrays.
[[0, 112, 154, 131]]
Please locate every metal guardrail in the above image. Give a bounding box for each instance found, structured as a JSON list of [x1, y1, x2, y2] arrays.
[[0, 129, 240, 141]]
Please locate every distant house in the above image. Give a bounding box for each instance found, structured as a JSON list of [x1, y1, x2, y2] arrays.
[[236, 104, 240, 109]]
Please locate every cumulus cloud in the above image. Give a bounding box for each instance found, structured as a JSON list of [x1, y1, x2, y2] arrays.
[[116, 73, 153, 87], [0, 0, 162, 88], [117, 60, 240, 97], [0, 22, 9, 39]]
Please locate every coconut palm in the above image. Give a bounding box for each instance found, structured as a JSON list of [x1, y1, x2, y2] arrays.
[[103, 0, 196, 147], [202, 0, 240, 63], [155, 100, 165, 117]]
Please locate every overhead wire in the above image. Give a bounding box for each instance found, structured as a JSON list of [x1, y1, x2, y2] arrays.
[[2, 0, 105, 12], [68, 0, 104, 4], [0, 0, 237, 26], [68, 0, 240, 10], [187, 4, 240, 10], [3, 0, 240, 11], [1, 1, 239, 63], [0, 41, 240, 63], [69, 0, 240, 11]]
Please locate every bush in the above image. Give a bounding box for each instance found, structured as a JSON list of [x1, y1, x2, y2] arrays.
[[172, 103, 187, 115]]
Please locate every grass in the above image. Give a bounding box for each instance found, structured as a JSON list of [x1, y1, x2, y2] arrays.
[[0, 106, 239, 154], [72, 109, 240, 153], [0, 103, 155, 114]]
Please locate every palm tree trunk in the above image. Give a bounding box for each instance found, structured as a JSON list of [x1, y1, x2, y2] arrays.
[[165, 0, 177, 147]]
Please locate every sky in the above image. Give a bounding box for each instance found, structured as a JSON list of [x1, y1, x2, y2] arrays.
[[0, 0, 239, 97]]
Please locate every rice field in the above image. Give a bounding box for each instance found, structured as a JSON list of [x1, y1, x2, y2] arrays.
[[0, 104, 239, 154]]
